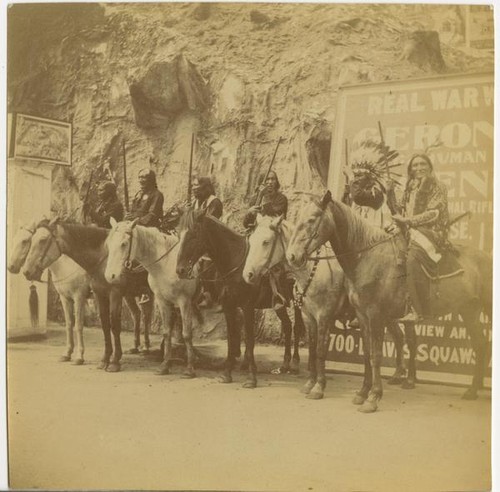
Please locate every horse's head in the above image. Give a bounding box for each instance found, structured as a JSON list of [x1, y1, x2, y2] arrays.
[[8, 222, 37, 273], [23, 218, 63, 281], [286, 191, 332, 268], [243, 214, 286, 285], [104, 218, 140, 284], [176, 208, 208, 279]]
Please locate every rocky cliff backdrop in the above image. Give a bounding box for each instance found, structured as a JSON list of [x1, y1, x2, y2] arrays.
[[8, 2, 494, 337]]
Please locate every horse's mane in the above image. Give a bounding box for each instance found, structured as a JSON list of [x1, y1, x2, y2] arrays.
[[59, 222, 109, 249], [180, 209, 244, 239], [308, 196, 388, 250], [331, 199, 388, 249]]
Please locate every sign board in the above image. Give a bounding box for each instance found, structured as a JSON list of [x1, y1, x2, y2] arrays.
[[9, 113, 72, 166], [327, 73, 493, 385], [465, 5, 494, 50]]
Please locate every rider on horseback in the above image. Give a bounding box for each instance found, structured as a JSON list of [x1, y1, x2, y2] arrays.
[[86, 181, 124, 229], [387, 153, 450, 322], [192, 176, 223, 309]]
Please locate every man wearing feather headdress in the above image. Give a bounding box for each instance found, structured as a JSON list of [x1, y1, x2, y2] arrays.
[[342, 140, 402, 229]]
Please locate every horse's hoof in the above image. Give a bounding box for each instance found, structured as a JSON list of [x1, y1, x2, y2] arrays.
[[97, 361, 108, 370], [72, 358, 84, 366], [271, 366, 288, 375], [106, 363, 121, 373], [306, 390, 324, 400], [242, 380, 257, 389], [218, 374, 233, 384], [59, 355, 71, 362], [352, 393, 367, 405], [126, 348, 140, 355], [387, 377, 404, 385], [301, 380, 315, 394], [358, 399, 378, 413], [155, 364, 170, 376], [181, 371, 196, 379], [288, 367, 300, 375], [462, 388, 478, 400], [402, 379, 416, 390]]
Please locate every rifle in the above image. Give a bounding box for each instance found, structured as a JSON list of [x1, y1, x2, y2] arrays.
[[253, 137, 283, 207], [81, 168, 94, 222], [122, 138, 129, 212], [187, 133, 195, 205]]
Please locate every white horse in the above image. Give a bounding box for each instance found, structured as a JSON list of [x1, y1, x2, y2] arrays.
[[8, 222, 90, 364], [242, 215, 347, 399], [105, 218, 201, 378]]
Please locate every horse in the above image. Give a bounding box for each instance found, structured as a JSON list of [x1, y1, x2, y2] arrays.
[[242, 214, 411, 399], [176, 209, 305, 389], [8, 222, 90, 364], [104, 218, 201, 378], [286, 192, 492, 412], [242, 214, 346, 399], [22, 219, 154, 372]]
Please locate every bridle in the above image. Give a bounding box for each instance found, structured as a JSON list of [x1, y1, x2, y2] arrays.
[[36, 224, 63, 267], [122, 227, 179, 272], [256, 224, 287, 277]]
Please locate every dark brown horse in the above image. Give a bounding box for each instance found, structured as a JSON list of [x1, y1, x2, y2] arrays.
[[176, 209, 305, 388], [22, 219, 153, 372], [287, 192, 492, 412]]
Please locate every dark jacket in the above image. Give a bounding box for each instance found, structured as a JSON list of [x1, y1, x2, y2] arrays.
[[194, 195, 223, 219], [89, 198, 124, 229], [130, 188, 164, 227]]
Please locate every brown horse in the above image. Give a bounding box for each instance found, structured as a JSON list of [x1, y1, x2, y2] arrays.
[[176, 209, 305, 388], [22, 219, 154, 372], [287, 192, 492, 412]]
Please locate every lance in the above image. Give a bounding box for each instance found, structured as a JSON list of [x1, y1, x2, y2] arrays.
[[255, 136, 283, 207], [122, 138, 129, 212], [377, 121, 392, 181], [187, 133, 195, 205]]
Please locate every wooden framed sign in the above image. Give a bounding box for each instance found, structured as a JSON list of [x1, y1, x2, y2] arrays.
[[9, 113, 72, 166]]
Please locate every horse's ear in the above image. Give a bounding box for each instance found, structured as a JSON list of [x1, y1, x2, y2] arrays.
[[255, 213, 263, 224], [320, 190, 332, 210], [131, 217, 141, 229], [110, 217, 118, 228]]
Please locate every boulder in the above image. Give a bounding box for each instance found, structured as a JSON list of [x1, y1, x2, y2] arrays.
[[129, 54, 210, 128]]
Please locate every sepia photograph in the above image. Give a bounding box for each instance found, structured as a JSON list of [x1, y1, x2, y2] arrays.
[[3, 1, 496, 491]]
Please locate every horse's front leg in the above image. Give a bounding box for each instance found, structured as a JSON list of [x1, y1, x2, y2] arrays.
[[386, 321, 407, 385], [359, 315, 384, 413], [242, 306, 257, 388], [178, 299, 196, 379], [218, 304, 239, 383], [291, 304, 304, 374], [155, 300, 174, 375], [58, 294, 74, 362], [107, 290, 123, 372], [402, 321, 417, 389], [124, 295, 141, 354], [95, 292, 112, 370], [275, 306, 292, 374], [352, 314, 372, 406], [140, 293, 154, 354], [301, 313, 317, 395], [72, 293, 86, 365]]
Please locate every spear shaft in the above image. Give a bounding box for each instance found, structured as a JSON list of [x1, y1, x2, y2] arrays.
[[122, 138, 130, 212]]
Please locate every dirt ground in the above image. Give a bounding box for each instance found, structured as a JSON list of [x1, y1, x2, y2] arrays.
[[7, 324, 491, 492]]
